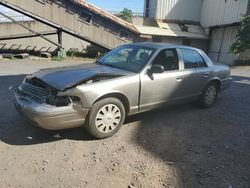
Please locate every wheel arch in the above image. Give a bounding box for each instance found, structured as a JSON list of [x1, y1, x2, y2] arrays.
[[94, 92, 130, 115], [213, 79, 221, 90], [206, 78, 221, 90]]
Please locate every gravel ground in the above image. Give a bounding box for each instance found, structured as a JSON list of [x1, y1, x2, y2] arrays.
[[0, 59, 249, 188]]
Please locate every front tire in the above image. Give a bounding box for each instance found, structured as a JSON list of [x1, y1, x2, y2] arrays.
[[85, 98, 126, 139], [199, 82, 218, 108]]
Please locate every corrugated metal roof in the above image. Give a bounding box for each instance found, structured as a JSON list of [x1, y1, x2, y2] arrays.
[[158, 22, 207, 39], [201, 0, 248, 27], [155, 0, 202, 22], [135, 22, 208, 39], [135, 25, 174, 36]]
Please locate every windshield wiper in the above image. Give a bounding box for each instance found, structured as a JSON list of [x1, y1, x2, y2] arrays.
[[97, 62, 117, 68], [97, 62, 124, 70], [104, 63, 118, 68]]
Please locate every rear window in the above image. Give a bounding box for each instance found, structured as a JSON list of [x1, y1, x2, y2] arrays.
[[180, 48, 207, 69], [195, 51, 207, 67]]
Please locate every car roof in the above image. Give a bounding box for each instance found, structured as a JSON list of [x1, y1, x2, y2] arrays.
[[126, 42, 198, 50]]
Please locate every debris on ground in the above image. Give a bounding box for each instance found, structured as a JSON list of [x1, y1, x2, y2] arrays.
[[1, 53, 29, 59], [42, 160, 50, 164], [53, 134, 62, 139], [128, 183, 135, 188], [40, 52, 52, 58], [2, 53, 14, 59], [14, 53, 29, 59]]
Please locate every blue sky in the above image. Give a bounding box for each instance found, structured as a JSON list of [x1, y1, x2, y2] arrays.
[[0, 6, 26, 22], [0, 6, 8, 12], [87, 0, 144, 12]]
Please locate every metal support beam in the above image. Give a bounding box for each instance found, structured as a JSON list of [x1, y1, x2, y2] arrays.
[[0, 1, 111, 50], [217, 27, 226, 62], [0, 30, 57, 40], [57, 29, 63, 48], [0, 11, 62, 48]]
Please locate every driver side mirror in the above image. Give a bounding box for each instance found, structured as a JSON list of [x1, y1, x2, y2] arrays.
[[148, 64, 164, 74]]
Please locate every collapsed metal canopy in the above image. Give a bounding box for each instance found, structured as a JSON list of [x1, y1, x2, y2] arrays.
[[135, 22, 208, 39], [0, 0, 116, 50], [0, 11, 62, 48]]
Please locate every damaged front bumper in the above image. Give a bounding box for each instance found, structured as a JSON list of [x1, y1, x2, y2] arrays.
[[14, 93, 89, 130]]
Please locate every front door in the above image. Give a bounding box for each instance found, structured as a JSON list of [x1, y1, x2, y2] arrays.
[[139, 48, 185, 111]]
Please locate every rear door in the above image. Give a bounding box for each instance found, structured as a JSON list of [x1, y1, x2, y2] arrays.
[[178, 48, 211, 98]]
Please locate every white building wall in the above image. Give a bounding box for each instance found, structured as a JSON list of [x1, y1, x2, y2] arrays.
[[190, 39, 208, 52], [201, 0, 249, 28], [161, 37, 183, 44], [156, 0, 202, 22], [145, 0, 158, 18], [145, 0, 202, 22], [208, 26, 239, 65], [145, 0, 249, 26]]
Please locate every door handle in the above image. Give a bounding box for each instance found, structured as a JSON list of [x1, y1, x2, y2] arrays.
[[176, 76, 184, 81], [204, 72, 210, 77]]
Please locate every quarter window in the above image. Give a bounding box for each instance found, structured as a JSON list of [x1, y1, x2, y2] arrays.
[[180, 49, 207, 69]]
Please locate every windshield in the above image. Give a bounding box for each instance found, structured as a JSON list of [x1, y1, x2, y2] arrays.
[[97, 45, 155, 73]]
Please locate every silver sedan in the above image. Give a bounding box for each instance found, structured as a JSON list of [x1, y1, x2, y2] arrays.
[[13, 43, 232, 138]]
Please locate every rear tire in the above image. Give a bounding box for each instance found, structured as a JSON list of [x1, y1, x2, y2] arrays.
[[199, 82, 218, 108], [85, 98, 125, 139]]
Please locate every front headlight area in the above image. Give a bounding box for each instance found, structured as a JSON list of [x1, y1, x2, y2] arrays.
[[17, 76, 84, 108], [52, 94, 86, 113], [46, 95, 82, 107]]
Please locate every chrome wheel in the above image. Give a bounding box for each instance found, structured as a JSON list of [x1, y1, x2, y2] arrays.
[[205, 85, 217, 105], [95, 104, 121, 133]]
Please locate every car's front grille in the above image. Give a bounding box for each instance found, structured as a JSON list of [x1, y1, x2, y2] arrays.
[[20, 83, 49, 102]]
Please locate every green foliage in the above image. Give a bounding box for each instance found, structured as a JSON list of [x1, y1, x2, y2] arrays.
[[51, 56, 62, 61], [231, 16, 250, 54], [84, 44, 107, 58], [233, 59, 250, 66], [66, 49, 81, 57], [117, 8, 133, 23]]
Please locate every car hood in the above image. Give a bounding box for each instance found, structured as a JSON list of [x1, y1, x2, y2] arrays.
[[29, 63, 131, 91]]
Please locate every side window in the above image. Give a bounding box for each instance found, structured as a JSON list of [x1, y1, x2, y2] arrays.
[[180, 49, 198, 69], [180, 49, 207, 69], [195, 52, 207, 68], [152, 49, 179, 71]]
